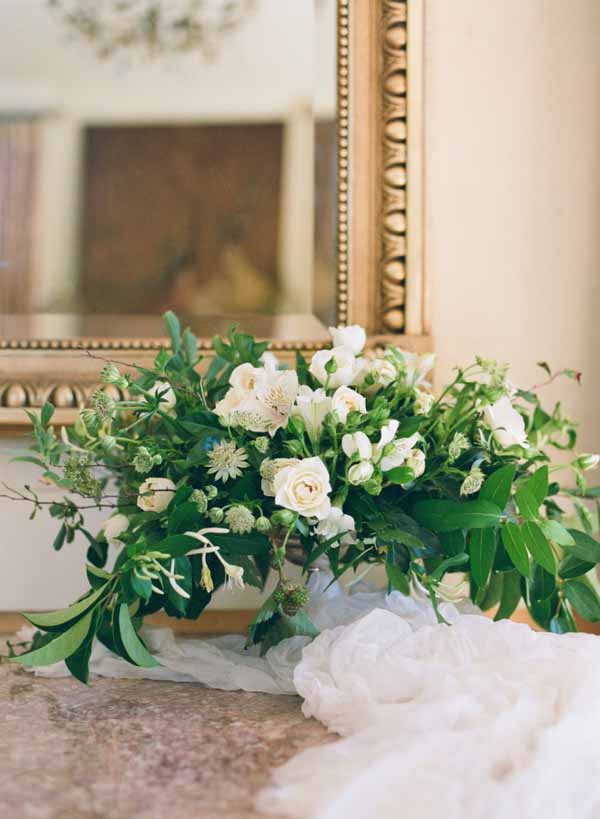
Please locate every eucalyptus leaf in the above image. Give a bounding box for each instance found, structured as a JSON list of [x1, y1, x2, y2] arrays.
[[500, 523, 530, 577], [23, 584, 108, 631], [515, 485, 539, 522], [521, 521, 556, 575], [11, 611, 94, 667], [479, 464, 516, 511], [117, 604, 160, 667], [564, 529, 600, 563], [563, 578, 600, 622], [469, 528, 496, 588], [494, 570, 521, 621]]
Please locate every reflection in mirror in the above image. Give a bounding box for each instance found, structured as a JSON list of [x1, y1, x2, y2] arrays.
[[0, 0, 337, 339]]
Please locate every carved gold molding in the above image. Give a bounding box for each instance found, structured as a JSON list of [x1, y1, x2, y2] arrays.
[[381, 0, 409, 333], [0, 0, 428, 425]]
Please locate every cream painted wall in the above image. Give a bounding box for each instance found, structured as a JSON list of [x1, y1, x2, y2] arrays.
[[426, 0, 600, 454], [2, 0, 600, 609]]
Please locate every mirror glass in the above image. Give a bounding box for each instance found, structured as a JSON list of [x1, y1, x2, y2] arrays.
[[0, 0, 337, 341]]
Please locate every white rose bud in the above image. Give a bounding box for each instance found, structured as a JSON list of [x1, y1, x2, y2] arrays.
[[405, 449, 426, 479], [482, 397, 528, 449], [273, 457, 332, 520], [137, 477, 176, 513], [348, 461, 375, 485], [328, 324, 366, 355], [103, 513, 129, 545], [331, 386, 367, 423], [309, 346, 360, 389]]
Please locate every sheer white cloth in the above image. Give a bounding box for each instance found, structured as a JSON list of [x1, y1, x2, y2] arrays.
[[24, 573, 600, 819]]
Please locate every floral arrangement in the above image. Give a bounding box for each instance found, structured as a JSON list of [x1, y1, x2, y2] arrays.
[[5, 312, 600, 683], [47, 0, 256, 59]]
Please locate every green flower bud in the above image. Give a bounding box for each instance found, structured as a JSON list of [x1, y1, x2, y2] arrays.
[[100, 363, 128, 390], [205, 485, 218, 500], [133, 446, 155, 474], [253, 436, 270, 454], [287, 415, 306, 438], [256, 516, 272, 533], [325, 357, 338, 375], [284, 440, 305, 457], [208, 507, 224, 524], [271, 509, 296, 527], [99, 434, 118, 452], [191, 489, 208, 514], [574, 453, 600, 472]]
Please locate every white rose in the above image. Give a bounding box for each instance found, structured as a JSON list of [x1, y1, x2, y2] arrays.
[[380, 433, 420, 472], [342, 431, 373, 460], [348, 461, 374, 485], [103, 513, 129, 545], [260, 457, 300, 496], [292, 386, 332, 440], [137, 477, 176, 513], [396, 351, 436, 387], [148, 381, 176, 411], [274, 457, 332, 520], [331, 386, 367, 423], [483, 396, 528, 449], [405, 448, 426, 478], [309, 346, 360, 389], [214, 386, 250, 425], [315, 506, 356, 546], [328, 324, 366, 355]]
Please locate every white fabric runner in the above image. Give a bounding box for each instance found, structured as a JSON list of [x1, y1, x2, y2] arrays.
[[26, 573, 600, 819]]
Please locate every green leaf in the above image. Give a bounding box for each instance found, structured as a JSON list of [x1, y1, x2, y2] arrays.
[[131, 572, 154, 602], [479, 464, 516, 511], [246, 594, 280, 647], [525, 466, 549, 506], [52, 524, 67, 552], [469, 528, 496, 587], [564, 529, 600, 563], [563, 578, 600, 622], [539, 519, 575, 547], [117, 604, 160, 667], [385, 466, 415, 485], [478, 571, 504, 611], [167, 502, 204, 535], [413, 499, 502, 533], [163, 310, 181, 353], [11, 611, 94, 667], [259, 611, 319, 656], [210, 532, 271, 556], [500, 523, 530, 577], [559, 554, 595, 579], [41, 401, 55, 428], [494, 570, 521, 620], [23, 584, 108, 630], [385, 564, 410, 595], [521, 521, 556, 575], [531, 564, 555, 601], [154, 534, 203, 558], [515, 485, 539, 522], [65, 609, 99, 684]]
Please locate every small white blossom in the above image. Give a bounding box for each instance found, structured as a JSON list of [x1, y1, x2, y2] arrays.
[[483, 397, 528, 449], [405, 449, 426, 479], [328, 324, 366, 355], [414, 389, 435, 415], [207, 440, 249, 482], [314, 506, 356, 545], [448, 432, 470, 463], [460, 466, 485, 496], [225, 505, 255, 534]]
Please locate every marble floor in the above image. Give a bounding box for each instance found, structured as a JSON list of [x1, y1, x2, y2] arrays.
[[0, 655, 332, 819]]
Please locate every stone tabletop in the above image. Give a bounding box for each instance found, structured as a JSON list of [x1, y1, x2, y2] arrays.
[[0, 659, 332, 819]]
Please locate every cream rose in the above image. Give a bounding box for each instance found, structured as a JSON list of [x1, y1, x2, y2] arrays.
[[103, 513, 129, 545], [137, 477, 176, 513], [483, 397, 528, 449], [274, 457, 332, 520], [309, 346, 359, 389], [292, 386, 332, 440], [331, 386, 367, 423], [328, 324, 366, 355]]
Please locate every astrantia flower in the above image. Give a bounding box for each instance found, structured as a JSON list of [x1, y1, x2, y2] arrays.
[[225, 505, 255, 534], [207, 440, 249, 482], [460, 466, 485, 496], [448, 432, 470, 463], [260, 457, 300, 496]]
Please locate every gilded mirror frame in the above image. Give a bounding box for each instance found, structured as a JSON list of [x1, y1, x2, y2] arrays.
[[0, 0, 428, 429]]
